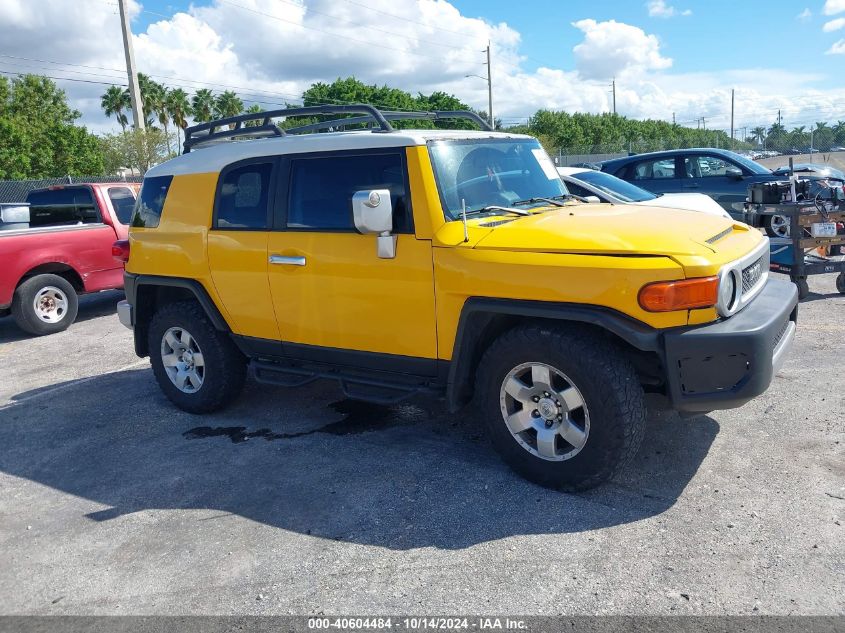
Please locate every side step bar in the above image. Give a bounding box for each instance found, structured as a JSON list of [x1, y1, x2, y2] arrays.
[[251, 360, 435, 405]]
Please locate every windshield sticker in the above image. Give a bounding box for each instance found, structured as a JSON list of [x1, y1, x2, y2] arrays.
[[532, 149, 560, 180]]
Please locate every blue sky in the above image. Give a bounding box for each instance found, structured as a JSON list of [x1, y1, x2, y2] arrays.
[[5, 0, 845, 133]]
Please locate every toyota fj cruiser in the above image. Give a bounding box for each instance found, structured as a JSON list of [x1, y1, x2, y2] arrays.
[[117, 105, 797, 490]]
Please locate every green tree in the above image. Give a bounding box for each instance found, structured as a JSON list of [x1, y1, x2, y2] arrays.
[[166, 88, 191, 151], [750, 126, 767, 146], [243, 103, 264, 127], [0, 74, 103, 179], [214, 90, 244, 120], [191, 88, 215, 123], [101, 85, 130, 132], [101, 128, 169, 175]]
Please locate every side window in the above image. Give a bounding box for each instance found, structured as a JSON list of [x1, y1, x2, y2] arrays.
[[633, 158, 676, 180], [216, 162, 273, 229], [287, 152, 410, 232], [684, 155, 733, 178], [108, 187, 136, 225], [132, 176, 172, 228]]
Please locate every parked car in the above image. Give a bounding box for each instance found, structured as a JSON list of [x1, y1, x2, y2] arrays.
[[116, 104, 796, 491], [557, 166, 731, 219], [598, 148, 839, 236], [0, 182, 138, 335], [771, 163, 845, 181]]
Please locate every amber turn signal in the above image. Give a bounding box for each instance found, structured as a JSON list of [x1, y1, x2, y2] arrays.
[[638, 276, 719, 312]]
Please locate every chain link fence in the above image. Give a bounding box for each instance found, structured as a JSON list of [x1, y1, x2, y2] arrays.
[[0, 175, 143, 204]]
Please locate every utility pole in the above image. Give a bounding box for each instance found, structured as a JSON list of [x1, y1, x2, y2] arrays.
[[777, 109, 782, 126], [611, 78, 616, 115], [118, 0, 144, 130], [730, 89, 735, 148], [485, 42, 493, 129], [672, 112, 675, 125]]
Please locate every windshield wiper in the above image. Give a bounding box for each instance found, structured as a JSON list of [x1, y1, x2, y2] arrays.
[[463, 205, 530, 217], [513, 196, 568, 207]]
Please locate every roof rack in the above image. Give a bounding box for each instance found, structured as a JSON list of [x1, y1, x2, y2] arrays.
[[182, 104, 493, 153]]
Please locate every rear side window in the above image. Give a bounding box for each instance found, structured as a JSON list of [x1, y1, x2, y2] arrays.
[[132, 176, 173, 228], [108, 187, 136, 225], [26, 187, 99, 227], [633, 158, 676, 180], [287, 152, 410, 232], [215, 162, 273, 229]]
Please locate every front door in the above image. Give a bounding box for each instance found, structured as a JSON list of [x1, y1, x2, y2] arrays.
[[267, 149, 438, 371], [680, 153, 752, 217], [627, 156, 682, 194]]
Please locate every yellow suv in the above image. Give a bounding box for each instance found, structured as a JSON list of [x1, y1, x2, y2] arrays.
[[117, 105, 797, 490]]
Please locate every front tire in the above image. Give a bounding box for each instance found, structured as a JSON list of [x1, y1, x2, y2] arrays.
[[148, 301, 247, 413], [11, 274, 79, 336], [476, 325, 646, 491]]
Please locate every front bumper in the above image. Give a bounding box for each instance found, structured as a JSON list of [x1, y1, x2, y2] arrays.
[[663, 278, 798, 413]]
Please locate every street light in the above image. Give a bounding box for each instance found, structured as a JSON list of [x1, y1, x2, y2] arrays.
[[465, 42, 493, 128]]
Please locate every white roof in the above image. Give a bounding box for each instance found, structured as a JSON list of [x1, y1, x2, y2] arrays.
[[556, 166, 590, 176], [148, 129, 533, 177]]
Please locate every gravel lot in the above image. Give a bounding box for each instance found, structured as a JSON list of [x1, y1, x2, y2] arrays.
[[0, 278, 843, 616]]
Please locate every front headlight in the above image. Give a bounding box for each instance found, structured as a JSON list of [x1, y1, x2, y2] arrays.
[[717, 270, 738, 315]]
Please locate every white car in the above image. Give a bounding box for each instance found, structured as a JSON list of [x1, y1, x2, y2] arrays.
[[558, 166, 732, 219]]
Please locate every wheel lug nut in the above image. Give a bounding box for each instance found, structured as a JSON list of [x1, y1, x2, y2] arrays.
[[543, 391, 550, 397], [532, 410, 540, 417], [532, 396, 540, 403], [555, 400, 560, 406], [557, 414, 563, 421]]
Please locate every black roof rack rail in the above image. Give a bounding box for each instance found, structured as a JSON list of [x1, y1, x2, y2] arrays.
[[182, 104, 492, 153]]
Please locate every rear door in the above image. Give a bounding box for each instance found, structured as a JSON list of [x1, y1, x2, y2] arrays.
[[206, 158, 281, 341], [625, 156, 682, 194]]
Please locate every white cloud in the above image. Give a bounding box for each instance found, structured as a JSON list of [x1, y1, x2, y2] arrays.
[[823, 0, 845, 15], [1, 0, 845, 139], [827, 38, 845, 53], [797, 8, 812, 20], [572, 19, 672, 79], [823, 17, 845, 31], [647, 0, 691, 18]]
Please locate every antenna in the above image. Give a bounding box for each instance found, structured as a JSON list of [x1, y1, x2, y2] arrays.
[[461, 199, 469, 242]]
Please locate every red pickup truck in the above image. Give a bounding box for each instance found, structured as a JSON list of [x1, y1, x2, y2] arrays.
[[0, 182, 139, 335]]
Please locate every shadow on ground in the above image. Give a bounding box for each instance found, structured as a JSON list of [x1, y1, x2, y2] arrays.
[[0, 290, 124, 343], [0, 368, 718, 550]]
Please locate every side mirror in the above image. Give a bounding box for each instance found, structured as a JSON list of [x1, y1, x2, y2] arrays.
[[725, 167, 744, 180], [352, 189, 396, 259]]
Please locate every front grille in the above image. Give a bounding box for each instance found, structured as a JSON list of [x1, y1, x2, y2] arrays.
[[742, 256, 765, 294], [772, 319, 790, 350]]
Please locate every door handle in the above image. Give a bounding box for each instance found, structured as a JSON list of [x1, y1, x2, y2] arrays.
[[269, 255, 306, 266]]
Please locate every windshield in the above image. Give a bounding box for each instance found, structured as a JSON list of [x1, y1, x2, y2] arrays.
[[574, 170, 657, 203], [720, 150, 771, 175], [428, 139, 568, 220]]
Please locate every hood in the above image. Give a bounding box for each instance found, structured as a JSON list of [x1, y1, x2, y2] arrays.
[[472, 204, 737, 257], [637, 193, 730, 218]]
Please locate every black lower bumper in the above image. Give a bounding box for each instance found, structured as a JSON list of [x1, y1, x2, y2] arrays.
[[663, 278, 798, 413]]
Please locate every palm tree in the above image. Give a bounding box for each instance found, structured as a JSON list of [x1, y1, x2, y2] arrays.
[[750, 126, 767, 146], [101, 85, 130, 132], [214, 90, 244, 121], [166, 88, 191, 151], [243, 103, 264, 127], [137, 73, 161, 127], [191, 89, 215, 123]]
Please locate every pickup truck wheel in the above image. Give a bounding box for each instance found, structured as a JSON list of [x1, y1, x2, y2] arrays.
[[11, 274, 79, 336], [476, 325, 645, 491], [148, 301, 246, 413]]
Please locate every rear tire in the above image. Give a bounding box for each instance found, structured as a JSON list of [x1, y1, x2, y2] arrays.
[[836, 273, 845, 294], [148, 301, 247, 413], [11, 274, 79, 336], [476, 325, 646, 491]]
